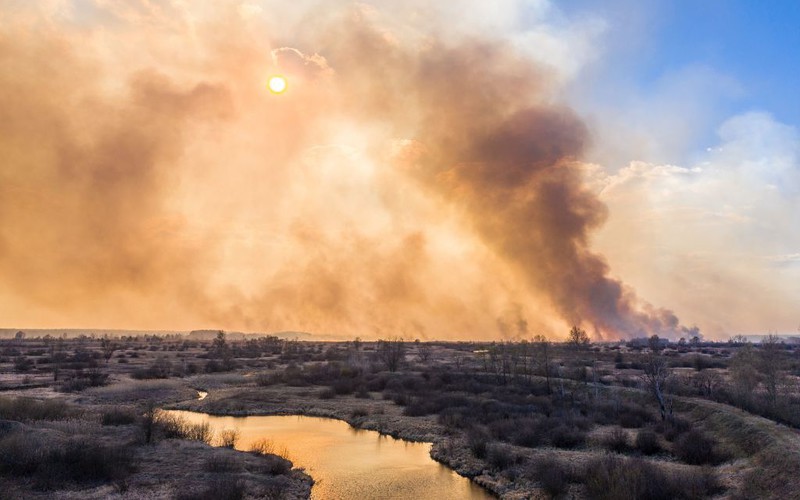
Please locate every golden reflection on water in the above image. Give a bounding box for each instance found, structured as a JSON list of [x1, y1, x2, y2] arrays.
[[165, 410, 491, 500]]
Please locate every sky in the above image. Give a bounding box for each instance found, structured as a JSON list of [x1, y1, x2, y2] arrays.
[[0, 0, 797, 340]]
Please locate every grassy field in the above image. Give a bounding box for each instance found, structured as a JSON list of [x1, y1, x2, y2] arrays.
[[1, 331, 798, 499]]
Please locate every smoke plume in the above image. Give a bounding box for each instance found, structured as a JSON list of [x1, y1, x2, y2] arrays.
[[0, 2, 689, 339]]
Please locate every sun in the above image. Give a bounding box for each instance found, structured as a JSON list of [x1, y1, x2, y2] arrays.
[[268, 75, 287, 94]]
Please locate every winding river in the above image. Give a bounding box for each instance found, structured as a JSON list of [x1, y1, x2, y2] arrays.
[[164, 410, 491, 500]]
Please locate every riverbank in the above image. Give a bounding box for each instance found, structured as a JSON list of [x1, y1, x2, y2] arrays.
[[0, 389, 314, 499]]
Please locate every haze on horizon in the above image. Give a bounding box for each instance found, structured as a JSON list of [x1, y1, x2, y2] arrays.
[[1, 1, 798, 341]]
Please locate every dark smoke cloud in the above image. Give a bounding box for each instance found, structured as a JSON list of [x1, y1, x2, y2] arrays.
[[319, 13, 689, 339]]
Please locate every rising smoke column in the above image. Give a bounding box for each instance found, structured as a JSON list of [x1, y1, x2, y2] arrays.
[[317, 11, 686, 339]]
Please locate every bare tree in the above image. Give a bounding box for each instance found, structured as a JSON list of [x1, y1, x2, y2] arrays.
[[415, 340, 432, 364], [759, 334, 786, 407], [641, 353, 672, 421], [729, 334, 748, 345], [648, 335, 663, 353], [730, 342, 759, 405], [567, 325, 590, 348], [101, 337, 116, 365], [532, 334, 552, 394], [692, 370, 723, 398], [377, 337, 405, 372]]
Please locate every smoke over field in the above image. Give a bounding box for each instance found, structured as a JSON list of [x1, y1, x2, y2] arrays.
[[0, 2, 690, 339]]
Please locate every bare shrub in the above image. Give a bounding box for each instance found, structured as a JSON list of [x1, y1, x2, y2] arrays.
[[262, 454, 292, 475], [550, 425, 586, 449], [605, 427, 629, 453], [183, 421, 213, 444], [674, 429, 718, 465], [248, 437, 292, 474], [584, 454, 672, 500], [250, 438, 276, 455], [582, 453, 721, 500], [0, 432, 135, 489], [219, 429, 240, 448], [177, 475, 245, 500], [656, 416, 691, 442], [101, 408, 137, 426], [204, 455, 241, 473], [0, 397, 70, 422], [318, 388, 336, 400], [635, 429, 660, 455], [350, 407, 368, 418], [487, 444, 515, 471], [255, 372, 273, 386], [528, 455, 571, 498], [467, 428, 489, 459], [144, 411, 213, 444]]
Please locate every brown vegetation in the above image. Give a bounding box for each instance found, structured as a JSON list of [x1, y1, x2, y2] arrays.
[[1, 331, 800, 498]]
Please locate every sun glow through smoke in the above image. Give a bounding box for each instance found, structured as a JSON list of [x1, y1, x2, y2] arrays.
[[268, 75, 287, 93]]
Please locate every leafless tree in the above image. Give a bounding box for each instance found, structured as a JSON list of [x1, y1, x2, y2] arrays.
[[532, 334, 552, 394], [567, 325, 590, 348], [641, 353, 672, 421], [759, 334, 786, 407], [729, 334, 748, 345], [415, 340, 432, 364], [377, 337, 405, 372], [730, 343, 759, 405], [692, 370, 723, 398], [101, 337, 116, 365]]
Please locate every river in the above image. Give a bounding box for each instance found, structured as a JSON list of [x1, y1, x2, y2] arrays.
[[164, 410, 491, 500]]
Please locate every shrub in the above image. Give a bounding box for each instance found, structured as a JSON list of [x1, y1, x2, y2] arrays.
[[250, 438, 276, 455], [529, 456, 570, 497], [584, 455, 672, 500], [350, 407, 369, 418], [183, 421, 213, 444], [249, 438, 292, 474], [204, 455, 241, 473], [467, 429, 489, 459], [635, 429, 660, 455], [261, 454, 292, 475], [177, 476, 245, 500], [101, 408, 137, 426], [219, 429, 239, 448], [550, 425, 586, 449], [332, 378, 357, 395], [487, 444, 514, 471], [147, 412, 213, 444], [583, 454, 721, 500], [255, 372, 273, 386], [48, 440, 135, 484], [318, 388, 336, 400], [0, 433, 135, 488], [674, 430, 717, 465], [0, 397, 70, 421], [659, 417, 691, 442], [605, 427, 629, 453]]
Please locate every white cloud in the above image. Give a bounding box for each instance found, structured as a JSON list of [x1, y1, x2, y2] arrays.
[[592, 111, 800, 336]]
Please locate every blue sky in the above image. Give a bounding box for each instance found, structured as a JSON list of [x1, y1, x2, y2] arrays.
[[556, 0, 799, 165], [639, 0, 799, 124]]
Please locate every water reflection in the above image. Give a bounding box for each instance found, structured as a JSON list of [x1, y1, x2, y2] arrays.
[[165, 410, 491, 500]]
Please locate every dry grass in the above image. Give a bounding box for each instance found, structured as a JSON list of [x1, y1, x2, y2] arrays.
[[0, 396, 71, 421]]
